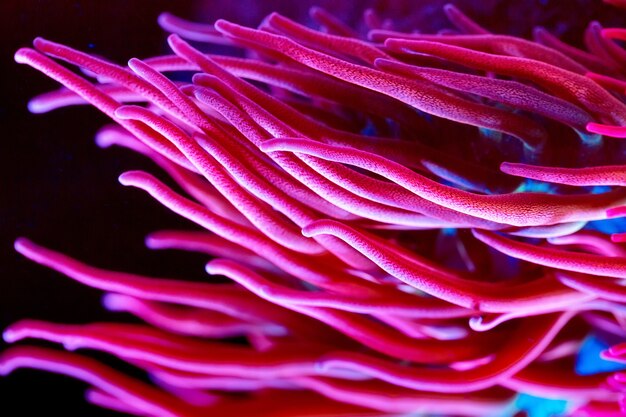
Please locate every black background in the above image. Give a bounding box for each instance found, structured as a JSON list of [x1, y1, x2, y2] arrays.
[[2, 1, 626, 416]]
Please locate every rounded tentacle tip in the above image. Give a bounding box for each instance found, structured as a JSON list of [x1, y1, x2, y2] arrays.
[[468, 316, 483, 329], [126, 57, 142, 71], [499, 162, 513, 174], [469, 228, 484, 240], [166, 33, 184, 51], [258, 139, 281, 153], [144, 233, 162, 250], [372, 57, 392, 69], [600, 347, 619, 361], [611, 233, 626, 243], [2, 328, 19, 344], [258, 13, 277, 30], [118, 171, 142, 186], [308, 6, 323, 17], [14, 237, 34, 256], [101, 293, 126, 312], [213, 19, 237, 36], [94, 128, 117, 149], [14, 47, 34, 65], [112, 105, 137, 120], [442, 3, 457, 13], [157, 12, 174, 26], [32, 37, 47, 50], [26, 97, 50, 114], [204, 259, 224, 276], [586, 122, 601, 134], [32, 37, 56, 54], [265, 11, 282, 25], [607, 206, 626, 219], [301, 220, 332, 238], [301, 224, 316, 238]]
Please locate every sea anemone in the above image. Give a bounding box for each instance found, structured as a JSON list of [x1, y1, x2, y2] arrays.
[[5, 1, 626, 416]]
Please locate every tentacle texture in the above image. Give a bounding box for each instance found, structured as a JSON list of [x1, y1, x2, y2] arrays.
[[8, 2, 626, 416]]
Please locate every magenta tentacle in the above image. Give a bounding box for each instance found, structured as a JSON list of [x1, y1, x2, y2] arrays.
[[114, 105, 324, 255], [206, 256, 471, 318], [472, 229, 626, 278], [118, 171, 383, 295], [101, 293, 283, 339], [157, 12, 233, 45], [13, 238, 318, 328], [214, 20, 549, 150], [501, 162, 626, 187], [586, 71, 626, 92], [95, 126, 252, 226], [548, 230, 626, 257], [261, 138, 626, 226], [302, 219, 587, 312], [375, 59, 593, 131], [308, 6, 358, 38], [0, 346, 202, 417], [28, 84, 141, 113], [14, 47, 194, 171], [505, 222, 586, 239], [205, 259, 483, 364], [264, 13, 391, 65], [374, 33, 588, 74], [587, 122, 626, 138], [190, 82, 446, 229], [533, 26, 620, 75], [2, 321, 325, 379], [294, 377, 512, 415], [319, 313, 574, 393], [442, 3, 490, 35], [385, 38, 626, 124], [145, 230, 277, 272]]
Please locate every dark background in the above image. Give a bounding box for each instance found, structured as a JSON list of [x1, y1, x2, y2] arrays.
[[1, 0, 626, 415]]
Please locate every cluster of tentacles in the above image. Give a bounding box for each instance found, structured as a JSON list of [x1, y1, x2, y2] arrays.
[[7, 1, 626, 416]]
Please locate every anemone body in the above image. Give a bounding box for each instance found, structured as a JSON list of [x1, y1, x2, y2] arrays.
[[6, 1, 626, 416]]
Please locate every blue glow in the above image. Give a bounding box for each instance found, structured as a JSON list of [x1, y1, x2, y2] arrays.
[[585, 217, 626, 235], [479, 126, 503, 142], [422, 160, 489, 193], [360, 119, 377, 137], [514, 393, 568, 417], [590, 185, 612, 194], [441, 228, 456, 236], [577, 131, 603, 146], [576, 335, 626, 375], [515, 178, 555, 194]]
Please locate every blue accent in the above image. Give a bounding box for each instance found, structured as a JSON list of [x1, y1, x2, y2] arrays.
[[576, 335, 626, 375], [577, 131, 603, 146], [515, 178, 555, 194], [584, 188, 626, 233], [585, 217, 626, 235], [441, 228, 456, 236], [589, 185, 612, 194], [423, 161, 487, 193], [88, 43, 95, 49], [360, 120, 377, 137], [479, 127, 503, 142], [514, 393, 569, 417]]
